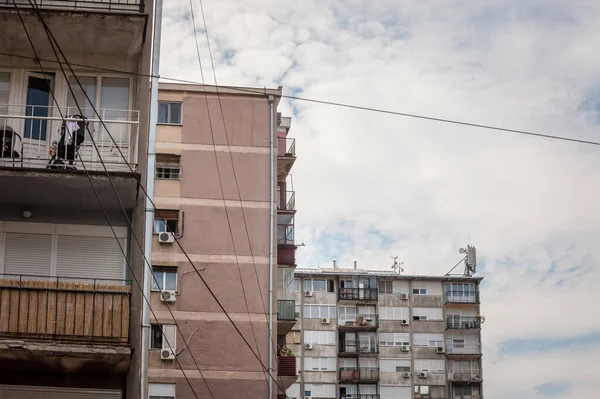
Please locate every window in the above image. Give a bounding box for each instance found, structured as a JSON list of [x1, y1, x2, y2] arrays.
[[379, 306, 408, 321], [303, 278, 333, 292], [293, 278, 300, 291], [454, 386, 473, 396], [154, 209, 179, 234], [380, 280, 393, 294], [304, 330, 336, 345], [156, 154, 181, 179], [303, 305, 336, 319], [158, 102, 182, 125], [149, 383, 175, 399], [412, 288, 427, 295], [304, 357, 336, 371], [415, 359, 445, 373], [412, 308, 443, 321], [0, 72, 10, 123], [152, 267, 177, 291], [414, 385, 430, 399], [381, 359, 411, 373], [380, 386, 411, 399], [304, 384, 336, 398], [338, 306, 357, 324], [379, 332, 410, 346], [446, 282, 476, 296], [413, 333, 444, 347], [150, 324, 177, 350]]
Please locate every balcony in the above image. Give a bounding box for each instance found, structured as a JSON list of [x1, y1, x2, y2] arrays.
[[445, 291, 480, 305], [277, 245, 296, 267], [277, 300, 296, 336], [339, 367, 380, 383], [448, 370, 483, 383], [0, 106, 140, 212], [338, 315, 379, 331], [0, 273, 132, 373], [344, 395, 379, 399], [449, 396, 483, 399], [446, 316, 482, 330], [339, 341, 379, 357], [277, 356, 298, 390], [276, 137, 296, 179], [338, 287, 378, 302], [1, 0, 143, 12], [447, 343, 482, 356], [277, 190, 295, 212]]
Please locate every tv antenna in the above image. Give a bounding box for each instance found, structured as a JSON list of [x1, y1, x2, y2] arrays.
[[445, 245, 477, 276], [391, 256, 404, 274]]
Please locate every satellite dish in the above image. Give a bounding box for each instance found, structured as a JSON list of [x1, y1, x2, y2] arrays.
[[459, 248, 467, 254]]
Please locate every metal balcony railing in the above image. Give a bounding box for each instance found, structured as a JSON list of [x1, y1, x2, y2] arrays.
[[277, 300, 295, 321], [448, 369, 483, 382], [338, 287, 378, 301], [277, 244, 296, 266], [277, 190, 295, 211], [338, 367, 380, 382], [277, 137, 295, 157], [445, 290, 480, 304], [339, 340, 379, 356], [277, 223, 294, 245], [344, 395, 379, 399], [0, 273, 131, 343], [446, 316, 482, 330], [447, 343, 482, 355], [339, 314, 379, 329], [449, 396, 483, 399], [0, 105, 139, 172], [277, 356, 296, 377], [0, 0, 144, 13]]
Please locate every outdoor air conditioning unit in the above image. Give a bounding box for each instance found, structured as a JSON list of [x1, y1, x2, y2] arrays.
[[304, 397, 311, 399], [321, 318, 331, 324], [304, 343, 313, 350], [161, 348, 175, 360], [472, 374, 481, 381], [158, 232, 175, 244], [419, 371, 428, 379], [400, 293, 409, 300], [401, 319, 409, 326], [160, 290, 177, 303], [402, 372, 411, 378], [436, 346, 445, 354], [304, 291, 313, 297], [401, 345, 410, 352]]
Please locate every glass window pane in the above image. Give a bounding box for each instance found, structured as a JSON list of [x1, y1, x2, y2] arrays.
[[303, 279, 311, 292], [154, 220, 165, 233], [100, 77, 129, 111], [158, 103, 168, 123], [313, 279, 326, 291], [0, 72, 10, 124], [152, 270, 162, 290], [67, 76, 96, 119], [165, 271, 177, 290], [169, 103, 182, 124]]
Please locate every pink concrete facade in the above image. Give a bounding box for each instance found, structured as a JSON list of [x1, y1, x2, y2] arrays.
[[150, 84, 283, 398]]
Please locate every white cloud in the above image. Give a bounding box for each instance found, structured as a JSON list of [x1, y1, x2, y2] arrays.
[[161, 1, 600, 397]]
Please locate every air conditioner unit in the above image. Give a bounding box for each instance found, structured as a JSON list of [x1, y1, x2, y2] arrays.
[[161, 348, 175, 360], [401, 345, 410, 352], [294, 312, 300, 318], [400, 293, 409, 300], [158, 232, 175, 244], [304, 397, 311, 399], [401, 319, 409, 326], [321, 318, 331, 324], [472, 375, 481, 381], [402, 372, 411, 378], [304, 343, 313, 350], [419, 371, 428, 379], [160, 290, 177, 302], [436, 346, 445, 354], [304, 291, 313, 297]]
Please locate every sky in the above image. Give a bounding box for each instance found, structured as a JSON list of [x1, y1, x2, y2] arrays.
[[160, 1, 600, 398]]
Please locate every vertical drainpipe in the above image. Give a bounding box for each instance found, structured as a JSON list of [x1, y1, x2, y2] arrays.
[[141, 0, 163, 397], [268, 95, 275, 399]]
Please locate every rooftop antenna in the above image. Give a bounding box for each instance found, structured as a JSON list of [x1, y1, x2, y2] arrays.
[[445, 245, 477, 276], [391, 256, 404, 275]]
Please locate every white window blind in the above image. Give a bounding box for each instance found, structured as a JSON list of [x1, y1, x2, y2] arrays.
[[303, 305, 336, 319], [304, 357, 336, 371], [413, 281, 442, 295], [304, 330, 335, 345], [380, 386, 411, 399], [286, 384, 300, 399], [304, 384, 336, 398], [379, 307, 408, 320], [413, 333, 444, 347], [380, 359, 411, 373], [338, 306, 357, 324], [415, 359, 445, 372], [4, 233, 52, 277], [412, 307, 444, 321], [148, 383, 175, 398], [56, 236, 125, 281], [379, 332, 410, 346]]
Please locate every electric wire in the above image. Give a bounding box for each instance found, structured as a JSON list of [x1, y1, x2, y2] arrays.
[[18, 2, 205, 397], [14, 3, 294, 395]]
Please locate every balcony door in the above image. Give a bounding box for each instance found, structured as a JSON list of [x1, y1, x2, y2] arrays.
[[23, 73, 54, 164]]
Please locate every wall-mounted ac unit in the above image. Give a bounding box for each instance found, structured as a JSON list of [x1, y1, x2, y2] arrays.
[[304, 343, 313, 350], [419, 371, 428, 379], [401, 293, 409, 300], [158, 232, 175, 244], [402, 372, 411, 378], [304, 291, 313, 297], [161, 349, 175, 360], [436, 346, 445, 354], [321, 318, 330, 324], [401, 319, 409, 326], [160, 290, 177, 302], [472, 375, 481, 381], [401, 345, 410, 352]]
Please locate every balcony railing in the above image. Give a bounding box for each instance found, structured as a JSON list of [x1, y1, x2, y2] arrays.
[[339, 340, 379, 356], [447, 343, 482, 355], [445, 290, 480, 304], [448, 370, 483, 382], [344, 395, 379, 399], [277, 190, 295, 212], [339, 314, 379, 329], [277, 300, 295, 321], [277, 356, 296, 377], [446, 316, 482, 330], [277, 223, 294, 245], [449, 396, 483, 399], [277, 137, 295, 157], [277, 244, 296, 266], [0, 0, 144, 13], [338, 287, 378, 301], [0, 273, 131, 343], [0, 105, 139, 172], [339, 367, 380, 382]]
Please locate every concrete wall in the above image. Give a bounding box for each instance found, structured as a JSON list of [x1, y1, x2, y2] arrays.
[[302, 371, 337, 384], [411, 321, 445, 333]]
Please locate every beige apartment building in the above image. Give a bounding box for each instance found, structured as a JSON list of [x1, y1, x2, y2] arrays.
[[286, 267, 484, 399], [149, 83, 299, 398], [0, 0, 153, 398]]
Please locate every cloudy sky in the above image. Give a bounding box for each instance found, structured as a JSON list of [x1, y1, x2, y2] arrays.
[[160, 1, 600, 398]]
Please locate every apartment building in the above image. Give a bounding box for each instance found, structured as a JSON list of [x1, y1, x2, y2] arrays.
[[149, 83, 299, 398], [0, 0, 153, 398], [286, 267, 484, 399]]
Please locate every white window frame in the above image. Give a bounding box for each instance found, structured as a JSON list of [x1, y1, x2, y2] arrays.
[[379, 332, 410, 347], [303, 304, 336, 319], [151, 267, 178, 291], [303, 278, 328, 292], [149, 383, 175, 399], [413, 333, 444, 347], [304, 356, 336, 371], [304, 330, 336, 345], [380, 358, 411, 373]]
